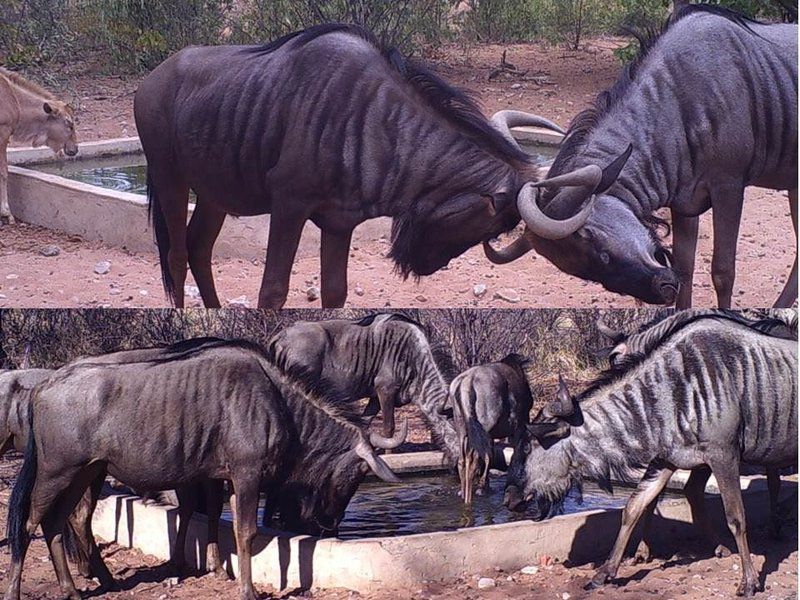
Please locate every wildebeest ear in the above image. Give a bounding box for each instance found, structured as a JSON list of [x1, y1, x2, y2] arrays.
[[43, 102, 55, 115], [595, 144, 633, 195]]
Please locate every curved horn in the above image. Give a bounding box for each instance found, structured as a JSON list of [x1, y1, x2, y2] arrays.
[[355, 441, 401, 483], [517, 183, 594, 240], [369, 417, 408, 450], [544, 374, 575, 418], [596, 318, 623, 342], [530, 164, 603, 190], [482, 231, 535, 265], [491, 110, 566, 149]]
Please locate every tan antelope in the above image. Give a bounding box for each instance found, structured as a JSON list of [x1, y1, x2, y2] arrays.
[[0, 67, 78, 224]]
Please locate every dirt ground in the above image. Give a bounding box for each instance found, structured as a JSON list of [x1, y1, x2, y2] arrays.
[[0, 455, 797, 600], [1, 40, 794, 309]]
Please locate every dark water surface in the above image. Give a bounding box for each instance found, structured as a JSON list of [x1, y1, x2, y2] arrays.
[[31, 141, 556, 197], [221, 473, 640, 540]]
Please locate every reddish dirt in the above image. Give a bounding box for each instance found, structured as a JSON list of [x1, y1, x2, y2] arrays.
[[1, 40, 794, 309], [0, 457, 797, 600]]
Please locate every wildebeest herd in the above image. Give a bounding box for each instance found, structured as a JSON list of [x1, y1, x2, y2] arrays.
[[0, 5, 796, 309], [1, 308, 796, 599]]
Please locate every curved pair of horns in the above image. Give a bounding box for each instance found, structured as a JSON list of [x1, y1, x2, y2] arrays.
[[490, 110, 566, 153], [355, 418, 409, 484], [483, 144, 633, 263]]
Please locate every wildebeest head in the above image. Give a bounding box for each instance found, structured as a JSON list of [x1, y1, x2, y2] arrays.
[[274, 419, 408, 536], [504, 375, 580, 520], [37, 101, 78, 157], [484, 145, 679, 305]]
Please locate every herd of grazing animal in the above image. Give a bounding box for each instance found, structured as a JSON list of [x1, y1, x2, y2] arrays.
[[1, 308, 797, 599], [0, 6, 797, 309]]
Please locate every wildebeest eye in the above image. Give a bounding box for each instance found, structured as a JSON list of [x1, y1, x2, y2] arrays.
[[600, 251, 610, 265]]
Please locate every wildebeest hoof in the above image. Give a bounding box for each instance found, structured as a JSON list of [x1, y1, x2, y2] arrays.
[[632, 542, 652, 564], [735, 577, 758, 597], [584, 572, 611, 590], [714, 544, 732, 558]]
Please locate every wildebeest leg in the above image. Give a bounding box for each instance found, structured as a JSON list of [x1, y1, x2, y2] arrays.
[[683, 466, 731, 557], [40, 465, 106, 600], [204, 480, 230, 580], [187, 198, 226, 308], [230, 477, 260, 600], [374, 376, 400, 441], [589, 462, 674, 589], [67, 473, 117, 589], [672, 212, 698, 309], [258, 212, 306, 309], [0, 143, 14, 225], [710, 186, 744, 308], [707, 457, 759, 597], [320, 228, 354, 308], [631, 495, 658, 563], [172, 484, 200, 575], [773, 189, 797, 308], [767, 467, 782, 538]]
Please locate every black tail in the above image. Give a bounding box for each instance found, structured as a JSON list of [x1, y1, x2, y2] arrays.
[[7, 411, 37, 561], [147, 171, 176, 305]]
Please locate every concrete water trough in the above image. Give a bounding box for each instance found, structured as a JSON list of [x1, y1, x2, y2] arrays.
[[7, 128, 562, 259], [88, 449, 791, 593]]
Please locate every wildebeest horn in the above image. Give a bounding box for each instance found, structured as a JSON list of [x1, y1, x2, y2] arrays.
[[355, 441, 402, 483], [490, 110, 565, 151], [596, 318, 623, 342], [516, 183, 594, 240], [531, 164, 603, 190], [369, 417, 408, 449], [482, 231, 535, 264], [544, 374, 575, 418], [528, 421, 570, 442]]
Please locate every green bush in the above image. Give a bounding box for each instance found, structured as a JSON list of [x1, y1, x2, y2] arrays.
[[0, 0, 74, 67]]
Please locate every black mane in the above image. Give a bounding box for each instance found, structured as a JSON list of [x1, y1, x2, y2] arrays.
[[581, 309, 791, 400], [545, 4, 762, 204], [244, 23, 530, 167]]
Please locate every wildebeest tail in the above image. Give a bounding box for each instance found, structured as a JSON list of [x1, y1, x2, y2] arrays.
[[147, 170, 176, 304], [454, 384, 491, 463], [62, 518, 85, 567], [7, 409, 37, 561]]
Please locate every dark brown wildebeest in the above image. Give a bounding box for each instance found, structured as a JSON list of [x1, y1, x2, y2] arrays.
[[505, 311, 797, 597], [0, 67, 78, 224], [485, 6, 797, 308], [4, 338, 404, 600], [267, 313, 459, 463], [134, 23, 566, 309], [449, 354, 533, 505]]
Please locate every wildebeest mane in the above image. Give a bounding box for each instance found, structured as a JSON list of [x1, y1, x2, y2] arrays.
[[581, 309, 791, 399], [353, 312, 423, 330], [544, 4, 762, 211], [244, 23, 530, 167]]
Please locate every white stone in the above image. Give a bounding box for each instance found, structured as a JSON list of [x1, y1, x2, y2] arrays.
[[477, 577, 495, 589]]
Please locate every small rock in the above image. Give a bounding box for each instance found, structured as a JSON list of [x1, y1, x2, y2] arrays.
[[227, 295, 250, 308], [6, 274, 18, 280], [521, 565, 539, 575], [0, 293, 7, 299], [354, 286, 365, 297], [562, 593, 571, 600], [185, 285, 201, 299], [494, 288, 521, 303], [510, 83, 523, 90], [477, 577, 495, 589], [306, 286, 320, 301], [94, 260, 111, 275], [167, 576, 179, 587], [39, 245, 60, 257], [473, 284, 487, 297], [415, 294, 428, 303], [139, 289, 148, 296]]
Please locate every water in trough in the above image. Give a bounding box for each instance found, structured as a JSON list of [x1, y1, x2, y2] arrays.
[[221, 473, 645, 539], [31, 141, 557, 197]]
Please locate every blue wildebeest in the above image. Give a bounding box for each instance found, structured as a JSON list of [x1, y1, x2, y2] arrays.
[[504, 311, 797, 597], [596, 309, 798, 562], [134, 23, 565, 309], [449, 353, 533, 505], [0, 68, 78, 225], [267, 313, 460, 463], [3, 338, 404, 600], [485, 6, 798, 308], [0, 369, 116, 587]]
